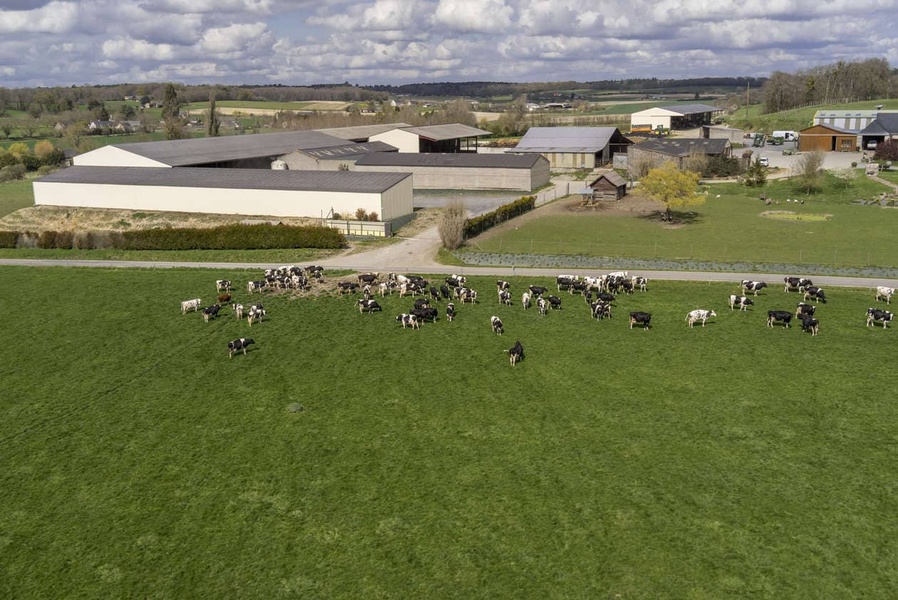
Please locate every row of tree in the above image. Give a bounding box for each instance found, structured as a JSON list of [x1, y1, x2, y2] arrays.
[[762, 58, 896, 113]]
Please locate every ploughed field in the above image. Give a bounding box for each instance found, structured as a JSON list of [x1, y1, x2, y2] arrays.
[[1, 266, 896, 598]]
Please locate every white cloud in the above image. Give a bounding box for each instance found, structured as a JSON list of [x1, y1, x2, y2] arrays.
[[432, 0, 514, 33], [0, 0, 78, 34], [102, 36, 178, 61]]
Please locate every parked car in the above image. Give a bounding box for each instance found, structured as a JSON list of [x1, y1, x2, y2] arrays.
[[758, 157, 769, 167], [867, 140, 878, 150]]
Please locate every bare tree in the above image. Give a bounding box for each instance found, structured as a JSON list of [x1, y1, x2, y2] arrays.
[[792, 151, 826, 193], [438, 200, 467, 250]]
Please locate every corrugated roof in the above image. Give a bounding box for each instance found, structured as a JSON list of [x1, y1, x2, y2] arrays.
[[861, 113, 898, 135], [104, 130, 350, 167], [814, 110, 878, 119], [400, 124, 491, 141], [800, 124, 858, 134], [661, 103, 722, 115], [316, 123, 412, 141], [37, 166, 411, 194], [513, 127, 623, 153], [299, 141, 397, 160], [590, 172, 627, 187], [355, 152, 542, 168], [635, 138, 730, 157]]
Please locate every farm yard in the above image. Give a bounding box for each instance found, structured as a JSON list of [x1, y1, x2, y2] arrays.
[[2, 266, 897, 598]]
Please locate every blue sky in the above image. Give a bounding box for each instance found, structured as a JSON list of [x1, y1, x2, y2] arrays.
[[0, 0, 896, 88]]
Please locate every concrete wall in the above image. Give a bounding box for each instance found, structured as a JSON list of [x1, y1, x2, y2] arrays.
[[354, 164, 543, 191], [630, 109, 675, 131], [73, 146, 169, 168], [279, 152, 353, 171], [32, 180, 408, 221], [538, 152, 596, 170]]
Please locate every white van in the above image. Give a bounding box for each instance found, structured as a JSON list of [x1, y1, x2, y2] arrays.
[[772, 130, 798, 142]]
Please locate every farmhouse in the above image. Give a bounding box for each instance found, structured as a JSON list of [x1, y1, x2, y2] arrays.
[[33, 166, 413, 222], [627, 138, 731, 173], [629, 104, 723, 132], [509, 127, 633, 170], [352, 152, 550, 191], [859, 113, 898, 150], [798, 124, 859, 152]]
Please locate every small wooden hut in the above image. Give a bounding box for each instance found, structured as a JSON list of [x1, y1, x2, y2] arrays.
[[587, 171, 628, 202]]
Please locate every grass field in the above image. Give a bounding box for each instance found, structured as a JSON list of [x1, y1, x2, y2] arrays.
[[2, 266, 897, 598], [465, 174, 898, 270], [0, 179, 37, 218]]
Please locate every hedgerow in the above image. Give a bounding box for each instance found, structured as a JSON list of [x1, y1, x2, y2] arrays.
[[463, 195, 535, 239]]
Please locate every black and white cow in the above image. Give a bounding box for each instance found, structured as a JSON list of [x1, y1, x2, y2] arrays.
[[429, 286, 442, 302], [529, 285, 548, 297], [498, 290, 512, 306], [247, 303, 266, 326], [338, 281, 360, 294], [459, 288, 478, 304], [439, 284, 451, 299], [358, 299, 382, 314], [800, 314, 820, 336], [357, 272, 379, 285], [202, 304, 221, 322], [537, 297, 548, 316], [411, 307, 438, 323], [445, 275, 466, 287], [590, 301, 611, 320], [686, 309, 716, 328], [546, 295, 563, 310], [803, 286, 827, 304], [629, 312, 651, 330], [866, 308, 893, 329], [795, 302, 816, 318], [227, 338, 254, 358], [396, 313, 420, 329], [784, 276, 813, 292], [875, 286, 894, 304], [632, 276, 648, 292], [490, 315, 504, 335], [741, 280, 768, 296], [234, 303, 245, 320], [247, 280, 266, 294], [521, 291, 532, 310], [506, 340, 524, 366], [216, 279, 232, 293], [446, 303, 456, 322], [728, 295, 753, 311], [767, 310, 792, 328], [180, 298, 202, 314], [496, 280, 510, 291], [413, 298, 430, 310]]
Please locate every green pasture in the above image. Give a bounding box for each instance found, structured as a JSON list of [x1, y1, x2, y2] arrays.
[[2, 267, 898, 598], [465, 175, 898, 270], [726, 98, 898, 133], [0, 179, 34, 218]]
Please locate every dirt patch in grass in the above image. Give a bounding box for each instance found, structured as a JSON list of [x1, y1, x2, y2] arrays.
[[761, 210, 833, 222]]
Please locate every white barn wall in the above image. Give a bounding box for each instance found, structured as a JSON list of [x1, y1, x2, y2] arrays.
[[370, 130, 420, 153], [73, 146, 170, 168], [33, 181, 396, 220], [630, 108, 677, 130]]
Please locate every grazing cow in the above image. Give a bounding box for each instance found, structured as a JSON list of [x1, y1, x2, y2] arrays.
[[216, 279, 232, 292], [445, 275, 466, 287], [234, 303, 245, 320], [227, 338, 254, 358], [556, 276, 575, 292], [378, 282, 391, 297], [629, 312, 651, 330], [800, 314, 820, 336], [590, 301, 611, 320], [247, 303, 266, 326], [411, 307, 438, 323], [767, 310, 792, 328], [803, 286, 827, 304], [460, 288, 478, 304], [498, 290, 512, 306], [521, 292, 532, 310], [729, 295, 753, 311], [439, 284, 451, 299], [396, 313, 420, 330], [496, 280, 510, 291], [413, 297, 430, 310], [632, 276, 648, 292], [490, 315, 504, 335], [357, 272, 379, 285], [546, 295, 563, 309], [569, 281, 588, 296], [866, 308, 893, 329], [741, 280, 768, 296], [686, 309, 717, 328], [202, 304, 221, 322], [358, 299, 382, 314], [446, 303, 456, 322], [338, 281, 360, 295], [180, 298, 201, 314], [784, 276, 813, 292], [247, 280, 266, 294], [596, 292, 615, 304], [506, 340, 524, 366], [529, 285, 548, 297], [429, 286, 441, 302], [537, 297, 548, 316], [875, 286, 894, 304], [795, 302, 816, 318], [217, 293, 231, 305]]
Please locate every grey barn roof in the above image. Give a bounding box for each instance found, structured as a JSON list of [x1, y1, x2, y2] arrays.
[[861, 113, 898, 135], [513, 127, 623, 153], [103, 130, 350, 167], [38, 166, 411, 194], [299, 141, 398, 160], [401, 124, 491, 141], [660, 103, 722, 115], [355, 152, 544, 168], [635, 138, 730, 157], [316, 123, 412, 141]]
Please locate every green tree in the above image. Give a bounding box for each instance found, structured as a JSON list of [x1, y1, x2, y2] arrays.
[[206, 92, 220, 137], [792, 151, 825, 194], [639, 161, 703, 222], [161, 83, 180, 120], [741, 157, 768, 188]]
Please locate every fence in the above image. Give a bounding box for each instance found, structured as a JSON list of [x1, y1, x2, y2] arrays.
[[325, 219, 391, 238]]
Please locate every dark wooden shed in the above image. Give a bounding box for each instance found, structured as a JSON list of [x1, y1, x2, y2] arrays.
[[588, 171, 628, 201], [798, 124, 858, 152]]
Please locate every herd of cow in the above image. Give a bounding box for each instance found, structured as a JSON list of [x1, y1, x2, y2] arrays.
[[179, 267, 895, 361]]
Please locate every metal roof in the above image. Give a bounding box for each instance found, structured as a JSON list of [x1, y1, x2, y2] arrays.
[[635, 138, 730, 157], [861, 113, 898, 135], [800, 124, 858, 134], [513, 127, 624, 153], [590, 171, 627, 188], [660, 103, 722, 115], [37, 166, 411, 194], [315, 123, 412, 141], [298, 142, 397, 160], [400, 124, 491, 141], [103, 130, 351, 167], [814, 110, 878, 119], [355, 152, 543, 169]]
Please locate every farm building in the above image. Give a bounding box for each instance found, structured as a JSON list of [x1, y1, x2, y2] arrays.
[[278, 142, 398, 171], [585, 171, 628, 202], [316, 123, 413, 143], [629, 104, 723, 132], [33, 167, 414, 222], [627, 138, 731, 173], [369, 124, 491, 153], [353, 153, 550, 191], [798, 124, 859, 152], [811, 110, 883, 131], [509, 127, 633, 170], [859, 113, 898, 150], [701, 125, 745, 144]]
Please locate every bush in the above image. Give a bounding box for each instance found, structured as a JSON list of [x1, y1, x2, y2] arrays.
[[0, 163, 26, 182], [367, 212, 379, 222], [0, 231, 18, 248], [16, 232, 39, 249], [118, 224, 345, 251], [464, 196, 536, 239], [438, 201, 466, 250], [355, 207, 369, 221]]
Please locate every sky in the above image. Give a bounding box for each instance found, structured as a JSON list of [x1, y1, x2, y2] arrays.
[[1, 0, 897, 88]]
